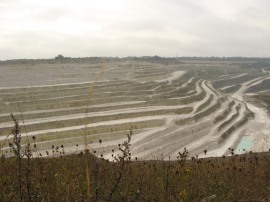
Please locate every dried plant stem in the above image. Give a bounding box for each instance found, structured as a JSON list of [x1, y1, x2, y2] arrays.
[[17, 101, 32, 202], [17, 101, 29, 142], [83, 64, 105, 201], [11, 114, 23, 202]]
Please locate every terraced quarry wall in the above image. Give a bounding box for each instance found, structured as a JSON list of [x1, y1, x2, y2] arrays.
[[1, 58, 270, 160]]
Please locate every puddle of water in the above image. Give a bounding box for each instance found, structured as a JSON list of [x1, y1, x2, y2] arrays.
[[236, 136, 254, 154]]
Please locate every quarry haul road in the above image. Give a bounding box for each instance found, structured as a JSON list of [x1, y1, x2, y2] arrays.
[[1, 64, 270, 160]]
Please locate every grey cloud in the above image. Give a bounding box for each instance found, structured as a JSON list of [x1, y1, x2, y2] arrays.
[[0, 0, 270, 60]]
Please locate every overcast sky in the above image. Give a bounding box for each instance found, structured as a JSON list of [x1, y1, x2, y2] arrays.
[[0, 0, 269, 60]]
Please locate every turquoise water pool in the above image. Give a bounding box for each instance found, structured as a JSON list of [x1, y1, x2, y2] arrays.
[[236, 136, 253, 154]]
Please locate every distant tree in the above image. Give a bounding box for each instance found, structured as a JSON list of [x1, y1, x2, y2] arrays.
[[55, 54, 64, 59]]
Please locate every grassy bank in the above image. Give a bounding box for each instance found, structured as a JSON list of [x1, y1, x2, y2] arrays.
[[1, 123, 270, 201]]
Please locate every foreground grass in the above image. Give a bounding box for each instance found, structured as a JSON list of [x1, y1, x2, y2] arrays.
[[1, 147, 270, 201], [1, 115, 270, 201]]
